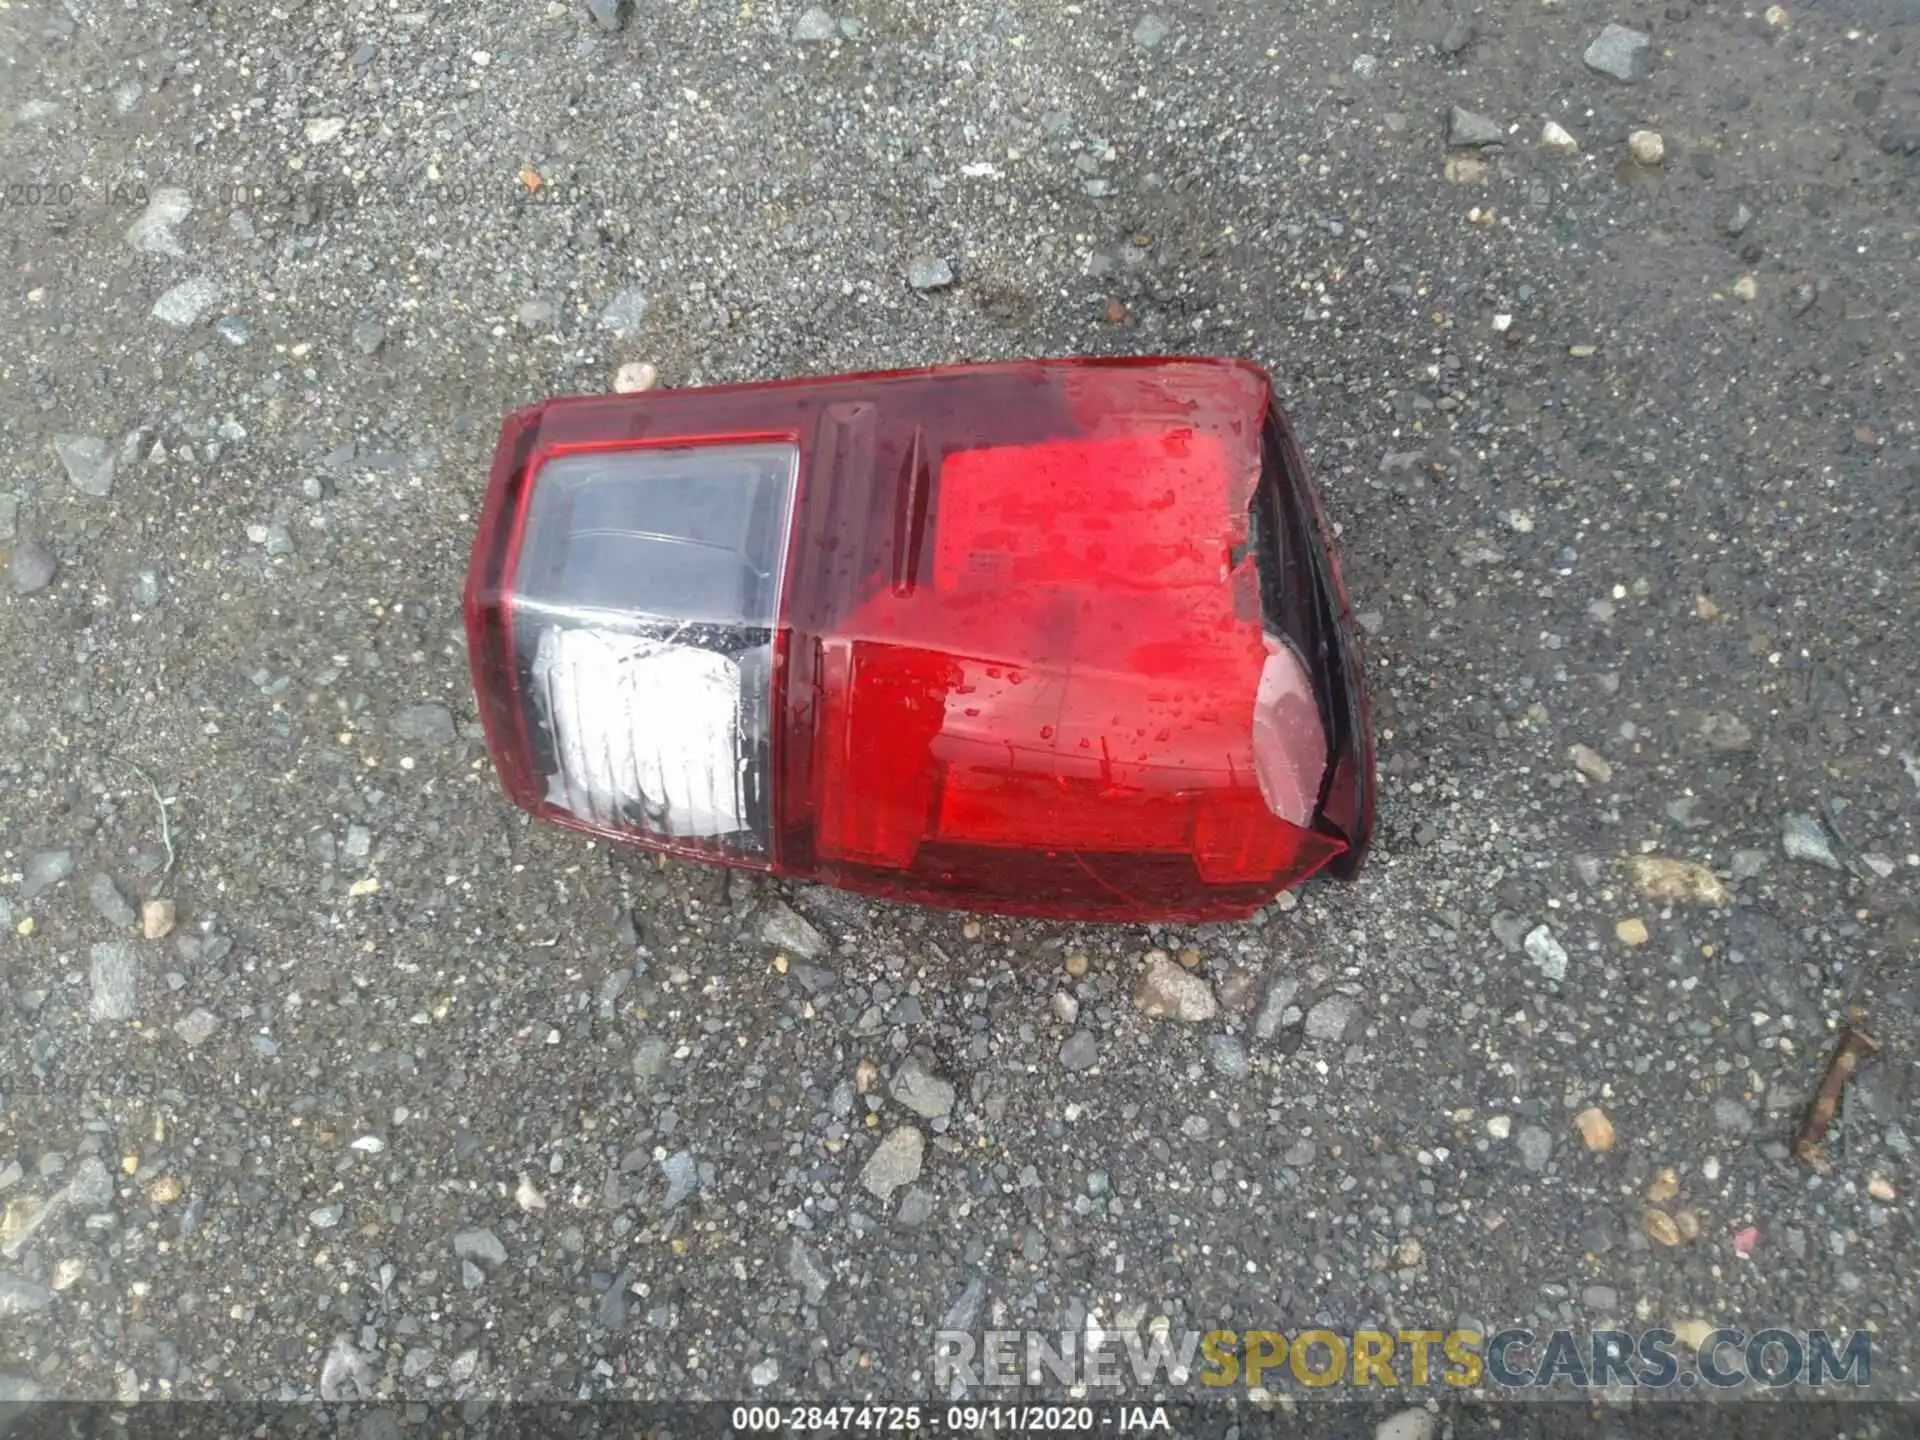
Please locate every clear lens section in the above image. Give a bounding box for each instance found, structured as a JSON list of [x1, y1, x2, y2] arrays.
[[1250, 633, 1328, 828], [508, 442, 796, 854]]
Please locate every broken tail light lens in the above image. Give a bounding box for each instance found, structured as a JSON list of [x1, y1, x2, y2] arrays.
[[465, 358, 1374, 922]]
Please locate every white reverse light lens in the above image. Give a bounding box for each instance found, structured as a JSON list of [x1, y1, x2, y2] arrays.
[[534, 628, 750, 836]]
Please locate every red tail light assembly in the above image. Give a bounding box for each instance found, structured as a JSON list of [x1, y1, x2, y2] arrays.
[[463, 358, 1374, 923]]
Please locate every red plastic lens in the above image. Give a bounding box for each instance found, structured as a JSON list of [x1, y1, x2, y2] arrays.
[[464, 358, 1374, 922]]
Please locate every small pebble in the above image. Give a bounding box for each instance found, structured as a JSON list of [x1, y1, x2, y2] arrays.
[[89, 942, 139, 1022], [1134, 953, 1218, 1022], [889, 1055, 956, 1120], [1569, 744, 1613, 784], [1574, 1107, 1615, 1153], [1517, 1125, 1553, 1172], [597, 288, 649, 338], [173, 1008, 220, 1047], [1713, 1097, 1754, 1135], [760, 900, 826, 960], [1059, 1030, 1099, 1071], [350, 320, 387, 356], [1615, 917, 1649, 947], [1643, 1209, 1683, 1246], [1541, 120, 1579, 155], [1132, 14, 1170, 48], [0, 1276, 53, 1318], [907, 256, 954, 292], [54, 434, 116, 496], [1781, 813, 1842, 871], [151, 276, 221, 328], [88, 873, 137, 928], [10, 542, 57, 595], [1303, 995, 1355, 1041], [1584, 23, 1651, 83], [613, 361, 658, 393], [1214, 965, 1259, 1012], [859, 1127, 925, 1200], [1206, 1034, 1249, 1080], [1628, 130, 1665, 167], [123, 188, 193, 256], [453, 1227, 508, 1268], [1524, 925, 1568, 981], [792, 6, 836, 42], [585, 0, 626, 31], [1447, 107, 1505, 148], [23, 848, 75, 899]]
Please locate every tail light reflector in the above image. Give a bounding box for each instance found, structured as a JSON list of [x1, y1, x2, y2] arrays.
[[465, 358, 1374, 922]]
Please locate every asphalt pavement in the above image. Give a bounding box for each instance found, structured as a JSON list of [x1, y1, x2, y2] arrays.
[[2, 0, 1918, 1427]]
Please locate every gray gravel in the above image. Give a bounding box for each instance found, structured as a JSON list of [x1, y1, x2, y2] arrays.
[[584, 0, 626, 34], [149, 276, 220, 329], [792, 7, 837, 44], [21, 849, 73, 900], [1584, 22, 1652, 83], [1518, 1125, 1554, 1174], [172, 1007, 221, 1047], [124, 187, 193, 257], [52, 435, 116, 497], [889, 1054, 956, 1120], [2, 0, 1916, 1410], [452, 1228, 507, 1269], [859, 1127, 925, 1201], [1059, 1029, 1099, 1071], [86, 950, 138, 1022], [1446, 107, 1505, 149], [0, 1275, 54, 1317], [86, 872, 137, 928], [905, 256, 955, 292], [1523, 923, 1570, 981], [1783, 811, 1845, 870], [1133, 952, 1219, 1021], [9, 541, 58, 595], [759, 899, 826, 960], [1304, 994, 1356, 1041]]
